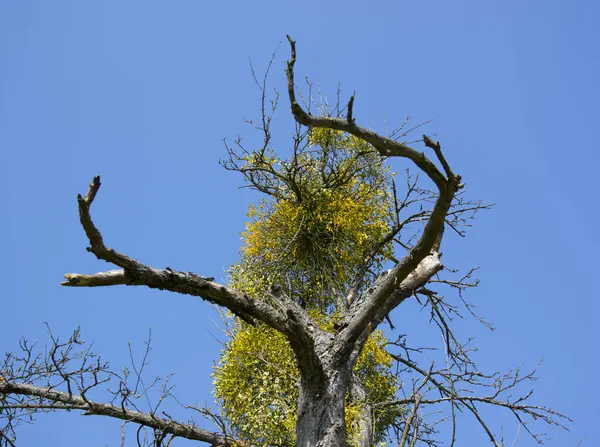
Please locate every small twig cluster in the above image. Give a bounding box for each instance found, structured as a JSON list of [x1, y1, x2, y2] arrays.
[[0, 327, 231, 447]]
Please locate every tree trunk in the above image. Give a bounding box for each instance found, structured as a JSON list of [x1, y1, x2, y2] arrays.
[[295, 366, 352, 447]]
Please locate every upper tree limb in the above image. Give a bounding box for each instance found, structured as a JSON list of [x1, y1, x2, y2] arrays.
[[283, 36, 462, 359]]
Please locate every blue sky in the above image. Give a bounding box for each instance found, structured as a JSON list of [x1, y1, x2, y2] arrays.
[[0, 1, 597, 445]]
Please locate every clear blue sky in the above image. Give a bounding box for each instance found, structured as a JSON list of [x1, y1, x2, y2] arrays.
[[0, 1, 597, 445]]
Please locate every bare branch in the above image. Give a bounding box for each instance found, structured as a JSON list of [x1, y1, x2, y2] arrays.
[[62, 269, 132, 286], [65, 178, 288, 326], [284, 36, 464, 361], [423, 135, 454, 180], [383, 352, 571, 445], [0, 329, 239, 446], [285, 41, 453, 191], [0, 382, 232, 446], [61, 177, 325, 384], [399, 394, 422, 447]]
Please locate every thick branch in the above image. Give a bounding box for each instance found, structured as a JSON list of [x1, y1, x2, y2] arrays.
[[0, 382, 232, 446], [62, 177, 325, 381], [339, 172, 455, 352], [285, 37, 461, 356], [341, 250, 444, 367], [63, 269, 134, 286], [346, 253, 443, 368], [285, 36, 450, 192], [423, 135, 454, 180]]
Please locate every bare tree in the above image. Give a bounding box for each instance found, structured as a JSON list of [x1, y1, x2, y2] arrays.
[[0, 37, 570, 447]]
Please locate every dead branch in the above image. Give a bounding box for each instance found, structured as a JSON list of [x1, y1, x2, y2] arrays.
[[0, 382, 232, 446], [0, 329, 235, 447], [284, 36, 464, 362], [383, 352, 572, 445], [285, 36, 457, 192], [60, 176, 324, 380]]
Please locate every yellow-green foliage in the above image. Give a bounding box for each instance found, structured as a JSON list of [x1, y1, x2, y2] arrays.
[[214, 129, 400, 445], [213, 323, 297, 446], [233, 128, 394, 310], [213, 319, 398, 446]]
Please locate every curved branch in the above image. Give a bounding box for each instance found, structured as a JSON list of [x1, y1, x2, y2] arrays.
[[62, 177, 324, 381], [345, 253, 444, 369], [285, 36, 454, 192], [285, 36, 463, 356]]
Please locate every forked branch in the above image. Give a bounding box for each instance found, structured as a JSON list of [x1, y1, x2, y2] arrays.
[[285, 36, 458, 192], [284, 36, 462, 353], [383, 352, 572, 445], [61, 176, 322, 375], [0, 329, 235, 447]]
